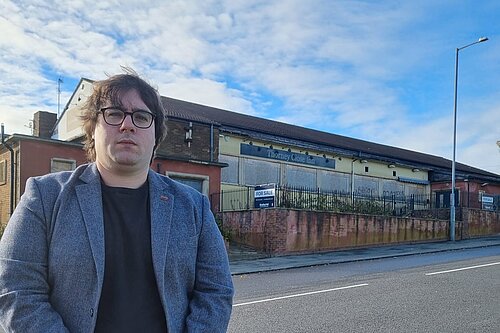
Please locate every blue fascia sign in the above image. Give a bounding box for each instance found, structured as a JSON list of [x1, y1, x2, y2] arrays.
[[254, 184, 276, 208], [240, 143, 335, 169]]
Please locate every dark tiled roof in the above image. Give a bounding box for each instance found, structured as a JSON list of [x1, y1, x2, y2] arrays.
[[161, 96, 497, 179], [165, 107, 217, 125]]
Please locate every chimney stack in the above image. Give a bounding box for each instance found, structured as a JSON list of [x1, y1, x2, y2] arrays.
[[33, 111, 57, 138]]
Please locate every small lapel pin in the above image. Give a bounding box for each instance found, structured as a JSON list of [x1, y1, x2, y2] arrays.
[[160, 195, 169, 201]]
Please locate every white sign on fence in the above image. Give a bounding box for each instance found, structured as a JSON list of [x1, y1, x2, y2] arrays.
[[482, 195, 494, 211], [254, 184, 276, 208]]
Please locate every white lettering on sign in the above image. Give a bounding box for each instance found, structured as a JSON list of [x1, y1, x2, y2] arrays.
[[482, 196, 494, 203], [255, 189, 275, 198]]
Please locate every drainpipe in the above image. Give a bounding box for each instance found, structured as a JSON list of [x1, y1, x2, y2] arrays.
[[1, 124, 15, 216], [350, 158, 357, 202], [210, 124, 214, 162]]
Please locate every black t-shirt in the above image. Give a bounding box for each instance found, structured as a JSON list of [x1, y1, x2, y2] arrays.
[[95, 181, 167, 333]]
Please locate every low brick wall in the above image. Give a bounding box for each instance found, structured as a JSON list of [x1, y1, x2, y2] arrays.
[[463, 208, 500, 238], [219, 208, 499, 255]]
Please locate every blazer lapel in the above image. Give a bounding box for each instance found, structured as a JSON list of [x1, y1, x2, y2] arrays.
[[149, 170, 174, 294], [76, 164, 105, 289]]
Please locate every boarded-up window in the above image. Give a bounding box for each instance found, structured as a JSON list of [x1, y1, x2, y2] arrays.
[[219, 155, 239, 184], [0, 160, 6, 185], [51, 158, 76, 173], [285, 165, 316, 189], [382, 180, 405, 199], [354, 175, 379, 197], [243, 158, 280, 186], [318, 169, 349, 193]]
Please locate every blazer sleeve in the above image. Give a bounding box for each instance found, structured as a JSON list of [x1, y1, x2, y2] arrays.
[[0, 178, 70, 333], [185, 195, 234, 332]]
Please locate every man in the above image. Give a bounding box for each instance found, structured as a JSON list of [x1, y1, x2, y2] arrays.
[[0, 70, 234, 332]]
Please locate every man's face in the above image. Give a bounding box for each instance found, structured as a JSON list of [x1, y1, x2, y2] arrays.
[[94, 89, 156, 174]]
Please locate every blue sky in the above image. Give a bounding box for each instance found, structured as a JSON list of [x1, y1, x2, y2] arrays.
[[1, 0, 499, 174]]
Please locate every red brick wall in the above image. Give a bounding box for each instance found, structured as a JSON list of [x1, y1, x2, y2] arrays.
[[432, 181, 500, 197], [19, 140, 87, 192], [220, 208, 500, 255], [431, 180, 500, 210]]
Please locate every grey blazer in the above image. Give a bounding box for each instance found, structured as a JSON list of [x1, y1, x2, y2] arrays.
[[0, 163, 233, 332]]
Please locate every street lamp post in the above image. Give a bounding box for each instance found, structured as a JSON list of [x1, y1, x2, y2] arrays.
[[450, 37, 488, 241]]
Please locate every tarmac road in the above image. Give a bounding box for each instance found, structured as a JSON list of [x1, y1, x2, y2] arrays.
[[1, 237, 499, 332], [229, 247, 500, 332]]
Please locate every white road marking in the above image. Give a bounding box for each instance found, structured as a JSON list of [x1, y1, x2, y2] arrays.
[[233, 283, 369, 307], [425, 262, 500, 276]]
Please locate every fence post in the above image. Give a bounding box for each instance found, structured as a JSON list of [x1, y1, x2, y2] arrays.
[[276, 186, 280, 207], [317, 187, 320, 210], [221, 190, 224, 212], [247, 186, 250, 210], [392, 194, 396, 215]]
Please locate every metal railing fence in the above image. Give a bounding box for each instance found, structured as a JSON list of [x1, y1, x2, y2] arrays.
[[210, 186, 499, 218]]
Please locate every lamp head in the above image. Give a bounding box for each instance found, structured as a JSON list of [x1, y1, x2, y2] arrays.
[[478, 37, 488, 43]]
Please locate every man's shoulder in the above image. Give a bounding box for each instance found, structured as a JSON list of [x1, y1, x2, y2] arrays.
[[149, 171, 203, 199], [29, 163, 94, 188]]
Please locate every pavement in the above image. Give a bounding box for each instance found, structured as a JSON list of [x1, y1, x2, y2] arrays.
[[228, 235, 500, 275]]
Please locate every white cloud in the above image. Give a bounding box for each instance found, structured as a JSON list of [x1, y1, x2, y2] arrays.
[[0, 0, 498, 175], [158, 77, 256, 116], [358, 97, 500, 174]]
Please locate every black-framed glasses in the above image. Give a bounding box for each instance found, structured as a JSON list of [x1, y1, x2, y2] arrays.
[[98, 107, 156, 129]]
